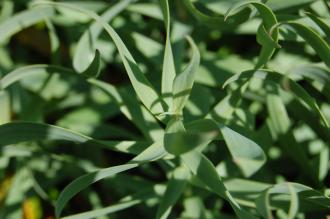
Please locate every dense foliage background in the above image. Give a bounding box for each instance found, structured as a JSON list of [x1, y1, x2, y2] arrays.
[[0, 0, 330, 218]]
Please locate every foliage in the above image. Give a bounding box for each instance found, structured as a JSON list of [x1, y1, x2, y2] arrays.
[[0, 0, 330, 218]]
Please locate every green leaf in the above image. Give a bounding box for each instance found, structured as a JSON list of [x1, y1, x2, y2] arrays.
[[155, 166, 189, 219], [287, 183, 299, 219], [172, 36, 200, 115], [89, 80, 164, 141], [266, 0, 315, 11], [0, 168, 32, 218], [289, 65, 330, 100], [160, 0, 176, 107], [0, 6, 55, 44], [45, 18, 60, 64], [0, 122, 91, 146], [62, 185, 160, 219], [257, 182, 299, 219], [80, 49, 101, 78], [73, 0, 133, 72], [0, 122, 149, 155], [225, 1, 279, 68], [255, 186, 273, 219], [305, 12, 330, 43], [266, 87, 290, 135], [127, 2, 163, 20], [62, 200, 140, 219], [163, 118, 264, 217], [256, 182, 330, 217], [0, 65, 75, 90], [265, 88, 314, 179], [224, 69, 329, 127], [280, 21, 330, 68], [56, 163, 139, 218], [286, 99, 330, 143], [164, 118, 265, 175], [257, 25, 281, 49], [0, 0, 14, 23], [2, 0, 330, 218], [182, 0, 251, 28], [0, 64, 164, 141], [182, 151, 258, 219], [0, 91, 10, 124], [55, 140, 166, 218], [208, 82, 249, 122], [33, 1, 165, 117], [164, 131, 211, 155], [219, 125, 266, 177], [164, 119, 219, 155]]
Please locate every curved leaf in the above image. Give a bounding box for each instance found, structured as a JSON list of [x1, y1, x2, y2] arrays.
[[164, 118, 265, 176], [172, 36, 200, 115], [225, 1, 279, 68], [62, 200, 140, 219], [0, 122, 148, 154], [0, 64, 163, 141], [45, 19, 60, 64], [0, 65, 76, 90], [224, 69, 329, 127], [0, 122, 91, 146], [182, 0, 251, 28], [62, 185, 160, 219], [56, 140, 166, 218], [266, 0, 316, 11], [80, 49, 101, 78], [182, 151, 258, 219], [282, 21, 330, 68], [33, 1, 165, 117], [56, 164, 137, 218], [290, 65, 330, 99], [0, 6, 54, 43], [305, 12, 330, 43], [256, 182, 330, 217], [73, 0, 133, 72], [164, 118, 258, 219]]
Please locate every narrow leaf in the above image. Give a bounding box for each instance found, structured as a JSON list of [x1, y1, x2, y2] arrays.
[[55, 140, 166, 218], [160, 0, 176, 107], [34, 2, 165, 117], [0, 91, 10, 124], [172, 36, 200, 115], [182, 0, 251, 28], [224, 69, 329, 127], [155, 166, 189, 219], [305, 12, 330, 43], [225, 1, 279, 68], [0, 64, 163, 141], [0, 6, 55, 43], [73, 0, 133, 72], [0, 122, 148, 155], [281, 21, 330, 68], [182, 151, 258, 219]]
